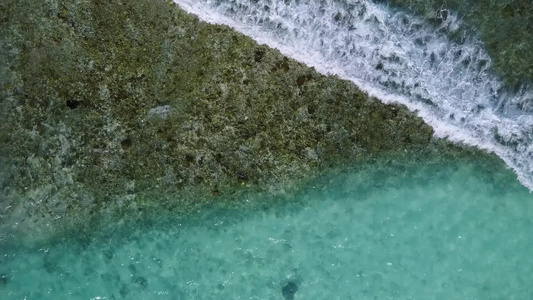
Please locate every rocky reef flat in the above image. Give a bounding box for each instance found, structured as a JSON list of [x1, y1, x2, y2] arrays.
[[0, 0, 503, 244]]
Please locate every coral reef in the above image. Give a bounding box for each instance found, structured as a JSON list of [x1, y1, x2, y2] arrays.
[[0, 0, 501, 243]]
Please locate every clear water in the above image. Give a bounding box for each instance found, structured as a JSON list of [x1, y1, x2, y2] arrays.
[[173, 0, 533, 191], [2, 159, 532, 299]]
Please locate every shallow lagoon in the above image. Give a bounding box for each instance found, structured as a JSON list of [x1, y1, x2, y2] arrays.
[[1, 157, 532, 299]]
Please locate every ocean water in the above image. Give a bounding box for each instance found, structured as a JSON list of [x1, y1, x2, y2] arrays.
[[173, 0, 533, 191], [2, 1, 533, 299], [1, 158, 533, 299]]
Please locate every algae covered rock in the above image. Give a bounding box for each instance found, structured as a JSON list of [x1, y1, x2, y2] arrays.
[[0, 0, 449, 241]]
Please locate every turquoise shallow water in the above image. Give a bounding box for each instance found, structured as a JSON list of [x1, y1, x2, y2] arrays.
[[1, 158, 532, 299]]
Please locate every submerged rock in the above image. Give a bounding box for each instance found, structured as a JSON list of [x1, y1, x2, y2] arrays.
[[282, 281, 298, 300], [0, 274, 8, 286]]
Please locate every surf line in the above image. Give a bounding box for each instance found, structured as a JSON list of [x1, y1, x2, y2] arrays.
[[173, 0, 533, 191]]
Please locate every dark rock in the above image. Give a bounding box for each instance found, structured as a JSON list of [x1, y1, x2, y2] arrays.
[[133, 276, 148, 289], [282, 281, 298, 300], [66, 100, 81, 109], [0, 274, 8, 286], [121, 138, 132, 149], [254, 48, 265, 63]]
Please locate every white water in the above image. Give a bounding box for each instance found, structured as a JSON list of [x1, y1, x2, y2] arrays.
[[172, 0, 533, 191]]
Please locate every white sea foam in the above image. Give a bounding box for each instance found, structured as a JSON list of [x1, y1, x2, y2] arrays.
[[173, 0, 533, 191]]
